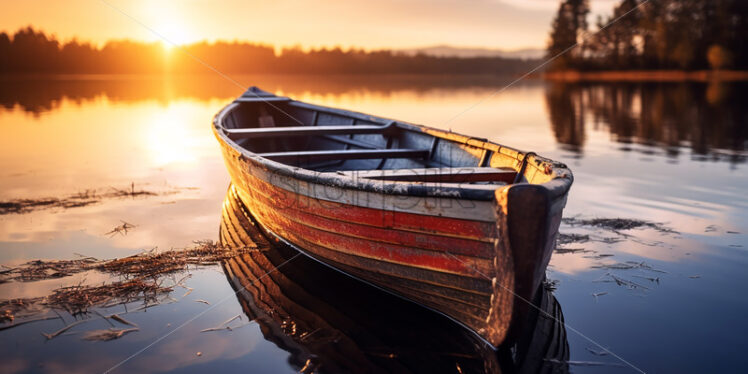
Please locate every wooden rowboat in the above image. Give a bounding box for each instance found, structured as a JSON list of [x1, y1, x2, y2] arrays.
[[219, 188, 570, 373], [213, 86, 573, 348]]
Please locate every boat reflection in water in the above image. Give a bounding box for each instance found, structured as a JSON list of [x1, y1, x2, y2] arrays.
[[219, 187, 569, 373]]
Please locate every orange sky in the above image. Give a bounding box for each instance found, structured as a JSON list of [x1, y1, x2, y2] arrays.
[[0, 0, 618, 50]]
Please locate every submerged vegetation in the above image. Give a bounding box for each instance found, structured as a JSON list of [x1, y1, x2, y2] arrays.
[[0, 240, 260, 284], [556, 216, 676, 251], [0, 240, 260, 337], [561, 217, 676, 233], [44, 279, 172, 317], [0, 183, 188, 215], [555, 216, 678, 295]]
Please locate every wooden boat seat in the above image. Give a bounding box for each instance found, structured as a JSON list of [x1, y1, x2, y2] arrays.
[[336, 167, 516, 183], [259, 148, 429, 163], [225, 124, 395, 140]]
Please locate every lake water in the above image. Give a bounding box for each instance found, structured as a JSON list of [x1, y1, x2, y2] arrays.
[[0, 74, 746, 373]]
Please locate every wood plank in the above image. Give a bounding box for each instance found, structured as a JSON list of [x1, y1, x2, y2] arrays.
[[237, 170, 498, 241], [221, 143, 498, 221], [249, 202, 494, 277], [289, 234, 493, 294], [343, 266, 491, 309], [225, 124, 393, 140], [337, 167, 516, 183], [321, 135, 378, 149], [234, 97, 290, 103], [259, 148, 429, 163], [229, 186, 494, 293], [243, 183, 494, 258]]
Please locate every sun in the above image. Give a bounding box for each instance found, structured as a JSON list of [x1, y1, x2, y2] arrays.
[[157, 18, 195, 46], [142, 1, 198, 46]]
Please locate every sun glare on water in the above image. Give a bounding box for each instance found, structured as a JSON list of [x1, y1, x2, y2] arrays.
[[145, 103, 212, 167]]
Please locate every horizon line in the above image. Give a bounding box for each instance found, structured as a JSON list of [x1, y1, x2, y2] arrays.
[[0, 25, 546, 54]]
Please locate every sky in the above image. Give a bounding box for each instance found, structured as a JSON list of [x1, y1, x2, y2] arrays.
[[0, 0, 620, 50]]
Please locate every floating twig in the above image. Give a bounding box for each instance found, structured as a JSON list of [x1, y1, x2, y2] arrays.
[[42, 319, 89, 340], [609, 275, 649, 290], [545, 359, 625, 367], [632, 275, 660, 283], [555, 247, 589, 254], [0, 316, 61, 332], [94, 310, 115, 328], [106, 221, 136, 237], [200, 326, 229, 333], [200, 314, 249, 333], [109, 314, 138, 327], [585, 347, 610, 356], [220, 314, 241, 327], [175, 274, 192, 288], [83, 327, 139, 341]]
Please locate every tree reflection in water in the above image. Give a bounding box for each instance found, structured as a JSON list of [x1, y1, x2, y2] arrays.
[[545, 81, 748, 164]]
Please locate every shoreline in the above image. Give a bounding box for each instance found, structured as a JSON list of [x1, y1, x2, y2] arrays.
[[542, 70, 748, 82], [2, 70, 748, 83]]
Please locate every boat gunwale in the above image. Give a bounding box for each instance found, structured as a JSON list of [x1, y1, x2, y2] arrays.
[[212, 89, 573, 203]]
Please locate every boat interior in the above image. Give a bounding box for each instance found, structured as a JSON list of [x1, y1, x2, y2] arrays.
[[217, 90, 534, 187]]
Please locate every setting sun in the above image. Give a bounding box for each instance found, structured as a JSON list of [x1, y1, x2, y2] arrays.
[[141, 1, 197, 46]]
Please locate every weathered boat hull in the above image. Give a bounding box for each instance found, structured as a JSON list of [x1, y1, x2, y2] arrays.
[[219, 189, 570, 373], [213, 87, 573, 347]]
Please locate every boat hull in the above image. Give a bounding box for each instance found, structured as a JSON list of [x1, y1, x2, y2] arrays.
[[212, 87, 572, 347], [219, 189, 570, 373], [218, 140, 564, 347]]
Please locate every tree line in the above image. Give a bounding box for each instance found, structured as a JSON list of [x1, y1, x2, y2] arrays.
[[547, 0, 748, 70], [0, 27, 536, 75]]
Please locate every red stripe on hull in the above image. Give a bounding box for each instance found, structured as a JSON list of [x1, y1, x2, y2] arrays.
[[227, 164, 497, 242], [245, 179, 495, 258], [247, 193, 494, 277]]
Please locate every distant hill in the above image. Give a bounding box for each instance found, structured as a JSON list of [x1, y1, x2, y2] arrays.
[[398, 45, 544, 60]]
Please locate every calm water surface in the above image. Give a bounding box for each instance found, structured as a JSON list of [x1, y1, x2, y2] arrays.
[[0, 75, 746, 373]]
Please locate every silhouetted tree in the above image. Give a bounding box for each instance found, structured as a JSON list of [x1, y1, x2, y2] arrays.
[[0, 27, 538, 75], [547, 0, 590, 69], [8, 27, 59, 72], [0, 32, 10, 71], [548, 0, 748, 71]]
